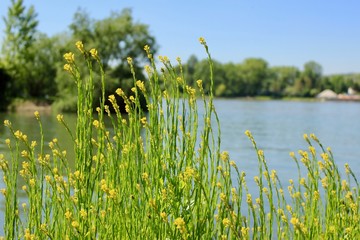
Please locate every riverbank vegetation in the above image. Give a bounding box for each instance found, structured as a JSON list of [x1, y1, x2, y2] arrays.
[[0, 0, 156, 112], [1, 1, 360, 112], [1, 39, 359, 239]]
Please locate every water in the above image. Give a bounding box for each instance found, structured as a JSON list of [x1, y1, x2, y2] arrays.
[[0, 99, 359, 235], [214, 99, 360, 180]]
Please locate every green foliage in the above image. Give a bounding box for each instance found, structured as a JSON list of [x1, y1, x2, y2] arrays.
[[0, 65, 12, 111], [184, 54, 199, 87], [183, 55, 360, 99], [22, 33, 60, 100], [240, 58, 269, 95], [1, 0, 39, 99], [267, 66, 299, 97]]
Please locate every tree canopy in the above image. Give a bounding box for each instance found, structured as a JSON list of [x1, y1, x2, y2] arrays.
[[1, 0, 39, 99], [0, 4, 158, 111]]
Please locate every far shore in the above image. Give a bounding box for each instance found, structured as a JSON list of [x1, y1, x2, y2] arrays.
[[5, 95, 360, 114]]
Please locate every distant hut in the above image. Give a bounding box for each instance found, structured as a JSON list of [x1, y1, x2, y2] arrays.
[[316, 89, 338, 100], [348, 87, 357, 95]]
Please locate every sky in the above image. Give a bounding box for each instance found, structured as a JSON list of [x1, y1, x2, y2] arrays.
[[0, 0, 359, 75]]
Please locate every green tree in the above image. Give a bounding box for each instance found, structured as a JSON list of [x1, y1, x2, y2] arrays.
[[184, 54, 199, 87], [222, 63, 245, 96], [54, 8, 157, 112], [193, 59, 226, 96], [1, 0, 38, 98], [240, 58, 269, 96], [268, 66, 299, 97], [288, 61, 323, 97], [322, 75, 347, 93], [25, 34, 61, 100]]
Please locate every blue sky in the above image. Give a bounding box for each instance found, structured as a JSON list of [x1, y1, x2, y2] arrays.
[[0, 0, 359, 75]]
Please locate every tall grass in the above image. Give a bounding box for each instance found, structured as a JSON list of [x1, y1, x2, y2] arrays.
[[1, 39, 359, 239]]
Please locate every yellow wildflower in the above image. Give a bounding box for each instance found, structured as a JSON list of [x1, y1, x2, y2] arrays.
[[241, 227, 249, 237], [75, 41, 84, 53], [33, 111, 40, 119], [314, 191, 320, 200], [174, 217, 186, 233], [222, 218, 231, 227], [4, 119, 11, 127], [80, 209, 87, 219], [246, 193, 252, 204], [89, 48, 98, 59], [344, 163, 350, 174], [29, 178, 35, 187], [92, 120, 100, 129], [71, 221, 79, 228], [116, 88, 124, 96], [300, 178, 306, 186], [290, 217, 300, 226], [220, 192, 226, 202], [136, 80, 146, 92], [63, 52, 74, 63], [108, 189, 117, 199], [63, 64, 72, 72], [303, 133, 309, 141], [160, 212, 167, 222], [56, 114, 64, 122], [309, 146, 316, 155], [24, 228, 34, 240], [220, 151, 229, 162], [0, 188, 6, 196], [142, 172, 149, 181], [21, 150, 29, 158], [310, 133, 319, 142], [65, 210, 72, 220]]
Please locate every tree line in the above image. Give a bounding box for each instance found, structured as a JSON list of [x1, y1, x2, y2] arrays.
[[0, 0, 156, 111], [182, 56, 360, 98], [1, 0, 359, 111]]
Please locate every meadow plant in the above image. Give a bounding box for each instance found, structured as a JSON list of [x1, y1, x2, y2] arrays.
[[1, 39, 359, 239]]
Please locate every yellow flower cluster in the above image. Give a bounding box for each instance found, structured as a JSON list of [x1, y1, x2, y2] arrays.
[[136, 80, 146, 92], [14, 130, 27, 142], [199, 37, 206, 45], [75, 41, 84, 53], [220, 151, 229, 162], [179, 167, 196, 182], [115, 88, 124, 96], [222, 218, 231, 228], [63, 52, 74, 63], [89, 48, 98, 59], [174, 217, 186, 234]]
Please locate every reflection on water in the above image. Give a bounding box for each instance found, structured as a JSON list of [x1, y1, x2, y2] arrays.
[[1, 99, 360, 234]]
